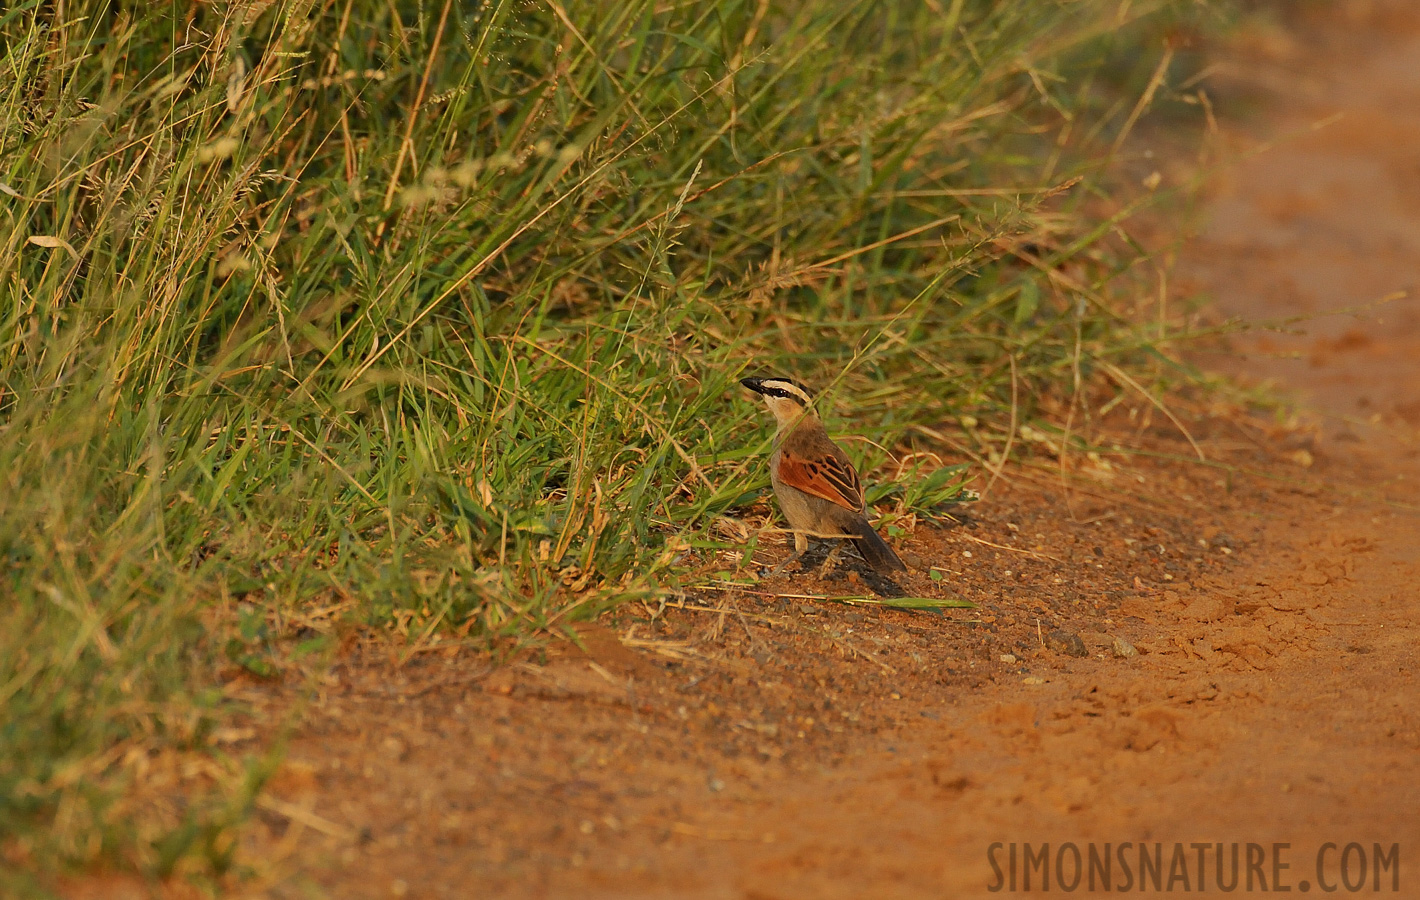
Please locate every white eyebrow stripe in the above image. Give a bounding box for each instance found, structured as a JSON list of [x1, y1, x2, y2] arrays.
[[760, 380, 812, 403]]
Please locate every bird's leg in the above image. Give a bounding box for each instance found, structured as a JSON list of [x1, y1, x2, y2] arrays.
[[816, 542, 844, 577], [767, 532, 809, 577]]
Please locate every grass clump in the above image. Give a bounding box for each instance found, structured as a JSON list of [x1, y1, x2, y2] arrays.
[[1, 0, 1227, 883]]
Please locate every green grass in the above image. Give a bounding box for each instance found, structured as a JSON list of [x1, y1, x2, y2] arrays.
[[0, 0, 1231, 886]]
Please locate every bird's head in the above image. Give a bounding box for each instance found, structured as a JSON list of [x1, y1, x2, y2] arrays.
[[740, 376, 815, 429]]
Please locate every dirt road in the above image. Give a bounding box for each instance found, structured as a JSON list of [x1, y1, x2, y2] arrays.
[[224, 6, 1420, 898]]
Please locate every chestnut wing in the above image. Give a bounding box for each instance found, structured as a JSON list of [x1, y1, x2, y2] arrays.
[[776, 449, 865, 513]]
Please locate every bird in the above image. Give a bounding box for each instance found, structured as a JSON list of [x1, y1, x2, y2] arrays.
[[740, 376, 907, 575]]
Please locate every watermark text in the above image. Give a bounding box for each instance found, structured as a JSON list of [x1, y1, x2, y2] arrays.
[[986, 842, 1400, 893]]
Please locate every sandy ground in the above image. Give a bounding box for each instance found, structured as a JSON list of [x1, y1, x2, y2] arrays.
[[99, 4, 1419, 898]]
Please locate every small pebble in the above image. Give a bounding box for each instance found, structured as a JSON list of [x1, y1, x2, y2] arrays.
[[999, 653, 1017, 664], [1112, 637, 1139, 658], [1022, 676, 1045, 685], [1045, 629, 1088, 658]]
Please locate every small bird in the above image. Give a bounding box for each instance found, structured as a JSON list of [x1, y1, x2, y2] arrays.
[[740, 376, 907, 574]]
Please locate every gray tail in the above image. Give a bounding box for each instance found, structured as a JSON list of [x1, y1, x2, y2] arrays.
[[847, 517, 907, 573]]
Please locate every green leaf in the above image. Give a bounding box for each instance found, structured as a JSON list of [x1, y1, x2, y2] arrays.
[[903, 462, 973, 512], [1014, 278, 1041, 325], [292, 634, 333, 660]]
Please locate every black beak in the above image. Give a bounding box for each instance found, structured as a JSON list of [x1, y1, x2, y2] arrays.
[[739, 376, 767, 394]]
